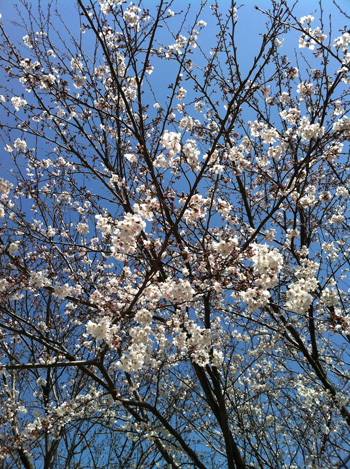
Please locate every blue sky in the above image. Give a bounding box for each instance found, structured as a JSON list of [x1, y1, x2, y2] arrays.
[[1, 0, 348, 101], [1, 0, 348, 47]]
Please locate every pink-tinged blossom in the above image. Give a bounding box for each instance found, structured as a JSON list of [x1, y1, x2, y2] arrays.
[[29, 271, 50, 288], [53, 283, 71, 299], [260, 127, 279, 144], [179, 116, 194, 131], [162, 278, 195, 303], [279, 91, 290, 103], [286, 66, 299, 79], [56, 106, 66, 117], [264, 229, 276, 242], [268, 145, 284, 159], [334, 32, 350, 52], [177, 87, 187, 101], [134, 198, 159, 221], [0, 279, 9, 292], [160, 130, 181, 156], [153, 153, 168, 169], [86, 318, 111, 341], [328, 211, 345, 226], [239, 287, 271, 312], [310, 27, 327, 42], [300, 15, 314, 25], [286, 258, 319, 313], [123, 6, 141, 29], [183, 139, 200, 170], [76, 223, 89, 234], [251, 244, 283, 277], [143, 284, 162, 303], [297, 82, 315, 100], [321, 288, 340, 307], [115, 54, 126, 76], [180, 193, 208, 222], [186, 321, 212, 367], [0, 178, 13, 195], [134, 308, 153, 326], [280, 107, 300, 125], [207, 120, 219, 135], [110, 213, 146, 260], [298, 117, 324, 141], [95, 214, 113, 234], [23, 34, 34, 48], [194, 100, 204, 112], [8, 242, 19, 254], [99, 0, 123, 14], [39, 74, 56, 90], [333, 100, 344, 116], [70, 57, 83, 71], [286, 279, 314, 314], [11, 97, 27, 111], [167, 35, 187, 56], [117, 325, 152, 372], [227, 146, 251, 172], [322, 142, 343, 162], [333, 116, 350, 137], [216, 198, 232, 217], [212, 237, 239, 257], [298, 186, 316, 208], [336, 186, 349, 198], [197, 20, 207, 28], [248, 120, 264, 138], [13, 138, 27, 151], [73, 75, 87, 89]]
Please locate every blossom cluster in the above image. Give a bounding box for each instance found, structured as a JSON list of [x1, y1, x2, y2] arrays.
[[161, 278, 195, 304], [180, 194, 208, 222], [183, 139, 200, 171], [53, 283, 72, 300], [99, 0, 123, 15], [237, 244, 283, 312], [240, 288, 271, 313], [111, 213, 146, 260], [212, 236, 239, 257], [11, 96, 27, 111], [286, 258, 319, 314], [123, 5, 141, 29], [95, 212, 146, 261], [160, 131, 181, 157], [0, 178, 13, 196], [297, 117, 324, 142], [86, 317, 120, 348]]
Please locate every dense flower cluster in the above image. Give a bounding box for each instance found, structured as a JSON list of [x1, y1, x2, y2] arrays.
[[235, 244, 283, 312], [123, 5, 141, 29], [286, 258, 319, 314], [0, 178, 12, 196], [53, 283, 72, 299], [212, 236, 239, 257], [160, 131, 181, 157], [162, 278, 195, 304], [250, 243, 283, 288], [298, 117, 325, 141], [11, 96, 27, 111], [111, 213, 146, 259]]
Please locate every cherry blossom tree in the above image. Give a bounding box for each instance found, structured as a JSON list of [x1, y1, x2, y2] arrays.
[[1, 0, 350, 467]]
